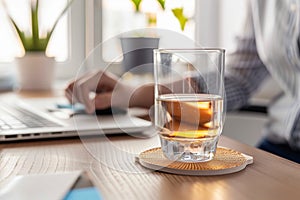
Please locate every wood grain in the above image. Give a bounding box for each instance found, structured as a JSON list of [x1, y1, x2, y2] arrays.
[[1, 91, 300, 200], [1, 136, 300, 200]]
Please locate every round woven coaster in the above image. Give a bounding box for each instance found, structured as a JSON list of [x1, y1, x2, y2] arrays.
[[138, 147, 253, 176]]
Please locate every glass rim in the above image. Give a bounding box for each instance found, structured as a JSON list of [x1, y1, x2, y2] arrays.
[[153, 48, 225, 54]]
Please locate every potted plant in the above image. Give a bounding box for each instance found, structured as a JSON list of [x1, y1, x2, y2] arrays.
[[120, 0, 188, 74], [131, 0, 188, 30], [3, 0, 73, 90]]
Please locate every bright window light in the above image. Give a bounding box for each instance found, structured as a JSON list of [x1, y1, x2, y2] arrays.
[[102, 0, 195, 62], [0, 0, 68, 62]]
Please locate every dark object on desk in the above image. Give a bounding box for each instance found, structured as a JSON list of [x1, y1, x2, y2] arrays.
[[56, 103, 126, 116], [95, 107, 127, 115], [239, 105, 267, 114]]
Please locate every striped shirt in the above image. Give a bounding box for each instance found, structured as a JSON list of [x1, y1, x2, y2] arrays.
[[225, 0, 300, 149]]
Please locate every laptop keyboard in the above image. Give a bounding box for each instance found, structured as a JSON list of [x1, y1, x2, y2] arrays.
[[0, 105, 60, 131]]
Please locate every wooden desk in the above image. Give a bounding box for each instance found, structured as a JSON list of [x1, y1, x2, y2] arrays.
[[1, 91, 300, 199], [1, 135, 300, 200]]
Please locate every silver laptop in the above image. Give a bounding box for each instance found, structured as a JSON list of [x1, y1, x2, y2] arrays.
[[0, 97, 152, 141]]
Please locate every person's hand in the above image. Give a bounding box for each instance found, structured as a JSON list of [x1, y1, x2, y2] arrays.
[[65, 70, 135, 114]]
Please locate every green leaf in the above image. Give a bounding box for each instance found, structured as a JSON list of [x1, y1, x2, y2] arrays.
[[131, 0, 142, 12], [2, 0, 74, 52], [156, 0, 165, 10], [171, 7, 188, 31], [8, 16, 26, 44], [31, 0, 39, 50], [23, 37, 33, 51]]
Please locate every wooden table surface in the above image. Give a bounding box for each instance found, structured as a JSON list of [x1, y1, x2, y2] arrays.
[[1, 91, 300, 200], [1, 134, 300, 200]]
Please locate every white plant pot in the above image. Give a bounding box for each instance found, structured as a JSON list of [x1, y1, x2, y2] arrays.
[[16, 52, 55, 91]]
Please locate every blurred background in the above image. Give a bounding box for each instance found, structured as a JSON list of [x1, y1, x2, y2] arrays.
[[0, 0, 280, 146]]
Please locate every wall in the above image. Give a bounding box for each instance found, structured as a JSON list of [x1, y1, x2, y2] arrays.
[[222, 112, 268, 146]]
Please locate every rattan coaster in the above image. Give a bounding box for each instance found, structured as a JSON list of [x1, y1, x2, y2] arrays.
[[137, 147, 253, 176]]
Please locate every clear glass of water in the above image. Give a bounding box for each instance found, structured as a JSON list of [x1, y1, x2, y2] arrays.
[[153, 48, 225, 162]]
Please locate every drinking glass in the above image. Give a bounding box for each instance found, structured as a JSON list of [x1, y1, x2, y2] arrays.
[[154, 48, 225, 162]]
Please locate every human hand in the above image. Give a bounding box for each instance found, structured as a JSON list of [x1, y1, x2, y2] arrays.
[[64, 70, 135, 114]]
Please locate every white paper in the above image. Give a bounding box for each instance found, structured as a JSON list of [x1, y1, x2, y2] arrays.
[[0, 171, 82, 200]]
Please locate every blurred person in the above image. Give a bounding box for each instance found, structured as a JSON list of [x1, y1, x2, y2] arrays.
[[65, 0, 300, 163]]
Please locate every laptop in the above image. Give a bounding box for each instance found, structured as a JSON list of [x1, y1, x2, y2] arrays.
[[0, 96, 152, 141]]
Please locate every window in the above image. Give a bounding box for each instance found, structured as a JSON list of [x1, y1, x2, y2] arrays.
[[88, 0, 246, 67], [196, 0, 247, 50], [219, 0, 247, 51], [0, 0, 85, 79], [88, 0, 196, 63]]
